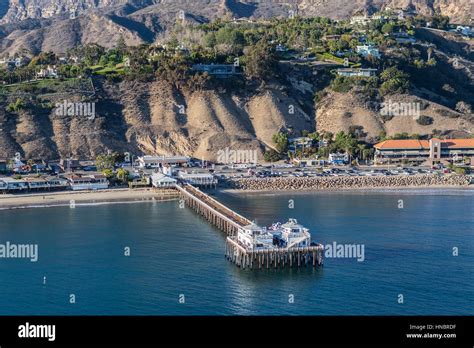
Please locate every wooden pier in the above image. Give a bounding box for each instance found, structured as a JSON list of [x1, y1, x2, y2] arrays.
[[175, 183, 324, 269]]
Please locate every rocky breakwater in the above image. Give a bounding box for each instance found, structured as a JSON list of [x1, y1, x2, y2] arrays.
[[227, 174, 472, 191]]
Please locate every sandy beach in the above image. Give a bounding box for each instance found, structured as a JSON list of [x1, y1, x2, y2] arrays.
[[0, 188, 178, 210]]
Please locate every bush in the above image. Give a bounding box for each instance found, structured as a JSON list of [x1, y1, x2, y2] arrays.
[[264, 149, 281, 162], [436, 109, 459, 118], [330, 76, 354, 93], [416, 115, 433, 125]]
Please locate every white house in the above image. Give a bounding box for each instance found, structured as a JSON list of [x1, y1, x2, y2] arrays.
[[151, 173, 177, 188], [0, 177, 28, 191], [178, 171, 217, 187], [356, 45, 381, 59], [329, 153, 349, 165], [137, 155, 190, 169], [36, 66, 58, 79]]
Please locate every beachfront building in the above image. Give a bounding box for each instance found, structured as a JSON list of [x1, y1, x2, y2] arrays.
[[24, 177, 49, 190], [356, 45, 381, 59], [151, 173, 177, 188], [374, 138, 474, 166], [292, 158, 320, 167], [178, 172, 217, 187], [65, 174, 109, 191], [0, 177, 28, 192], [137, 155, 190, 169], [44, 176, 69, 190], [270, 219, 311, 248], [329, 153, 349, 165], [336, 68, 377, 77], [237, 223, 275, 251]]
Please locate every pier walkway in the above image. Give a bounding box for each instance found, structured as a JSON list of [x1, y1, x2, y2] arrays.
[[175, 183, 251, 236]]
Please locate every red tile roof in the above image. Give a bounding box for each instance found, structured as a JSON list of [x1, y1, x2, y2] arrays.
[[375, 139, 474, 150]]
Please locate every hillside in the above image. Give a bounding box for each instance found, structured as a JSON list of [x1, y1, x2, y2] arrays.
[[0, 0, 471, 55]]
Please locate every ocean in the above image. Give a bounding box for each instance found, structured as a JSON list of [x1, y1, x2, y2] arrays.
[[0, 189, 473, 315]]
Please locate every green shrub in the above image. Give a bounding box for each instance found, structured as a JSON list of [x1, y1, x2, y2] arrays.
[[416, 115, 433, 125]]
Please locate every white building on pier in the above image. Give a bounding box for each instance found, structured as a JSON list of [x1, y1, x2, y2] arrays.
[[237, 223, 275, 251], [271, 219, 311, 248]]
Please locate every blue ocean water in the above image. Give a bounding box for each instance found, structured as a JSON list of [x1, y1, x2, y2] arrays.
[[0, 189, 473, 315]]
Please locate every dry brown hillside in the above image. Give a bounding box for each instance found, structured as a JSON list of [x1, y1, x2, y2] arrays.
[[0, 79, 313, 161], [316, 91, 474, 141]]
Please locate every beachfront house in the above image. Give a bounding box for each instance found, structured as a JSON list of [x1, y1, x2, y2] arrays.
[[0, 177, 29, 192], [65, 174, 109, 191], [151, 173, 177, 188], [329, 153, 349, 165], [177, 171, 217, 187], [24, 177, 50, 190], [292, 158, 320, 167], [45, 176, 69, 190]]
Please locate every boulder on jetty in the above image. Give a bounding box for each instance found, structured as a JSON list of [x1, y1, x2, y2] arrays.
[[226, 174, 472, 191]]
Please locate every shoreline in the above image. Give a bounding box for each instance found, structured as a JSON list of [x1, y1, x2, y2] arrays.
[[0, 175, 473, 210], [0, 188, 179, 211]]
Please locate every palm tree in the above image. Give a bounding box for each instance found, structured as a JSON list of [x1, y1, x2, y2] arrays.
[[357, 144, 366, 160]]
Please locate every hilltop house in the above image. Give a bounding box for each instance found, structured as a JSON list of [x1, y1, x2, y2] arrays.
[[356, 44, 381, 59], [455, 26, 473, 37], [336, 68, 377, 77], [192, 64, 241, 78], [36, 65, 59, 79], [391, 32, 417, 44]]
